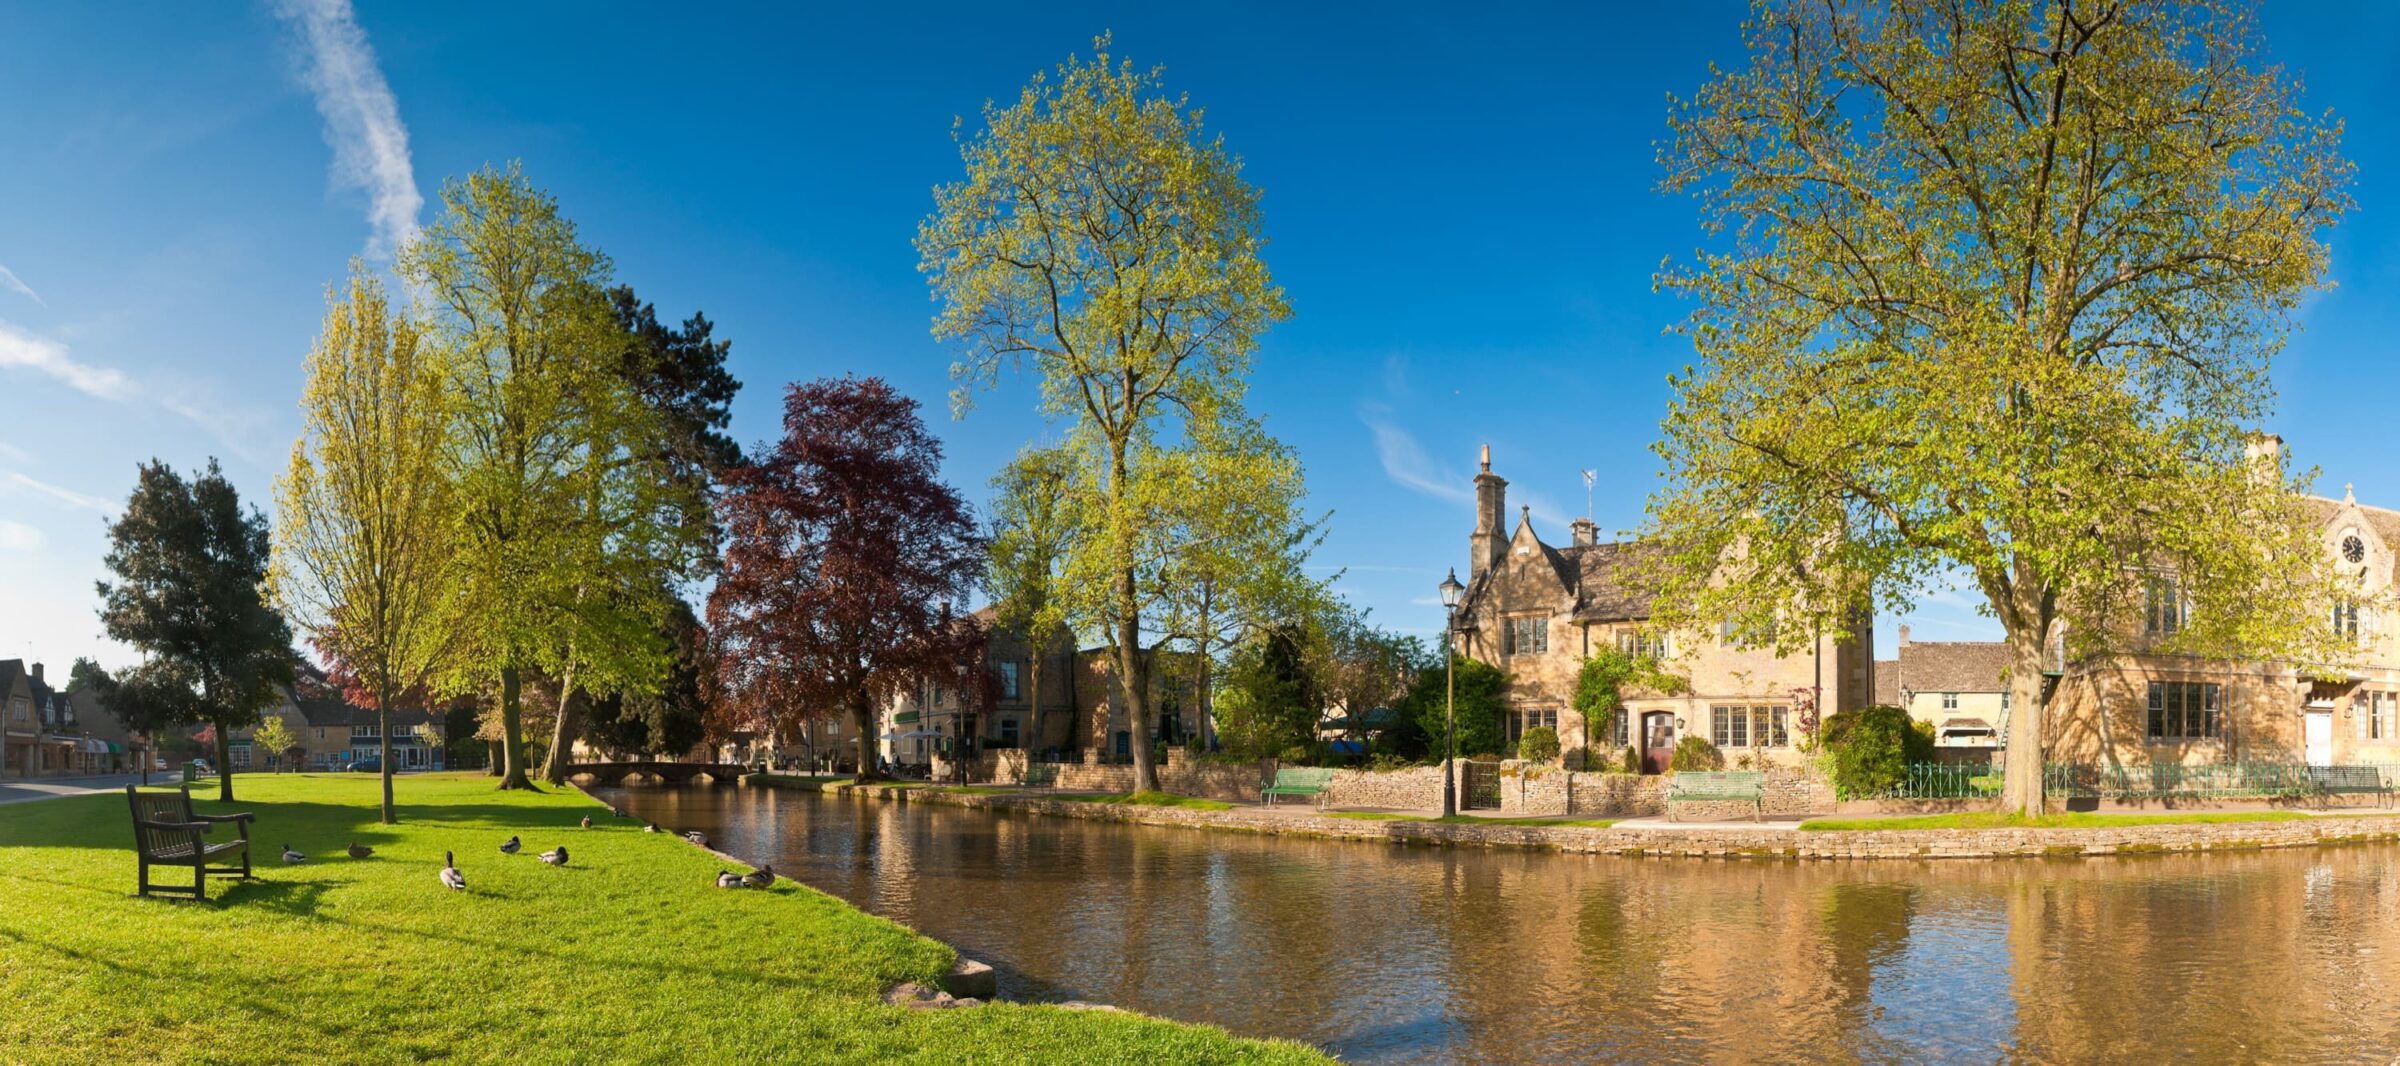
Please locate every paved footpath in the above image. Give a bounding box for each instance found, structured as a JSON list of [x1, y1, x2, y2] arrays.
[[0, 772, 171, 805]]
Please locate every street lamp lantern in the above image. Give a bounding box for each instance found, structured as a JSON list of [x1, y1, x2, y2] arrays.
[[1439, 569, 1464, 818]]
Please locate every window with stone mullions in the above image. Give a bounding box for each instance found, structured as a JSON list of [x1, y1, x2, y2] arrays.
[[1506, 616, 1548, 656], [2146, 681, 2220, 741], [2144, 577, 2185, 637]]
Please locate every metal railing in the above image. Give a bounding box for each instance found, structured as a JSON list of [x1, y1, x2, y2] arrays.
[[1864, 761, 2400, 801]]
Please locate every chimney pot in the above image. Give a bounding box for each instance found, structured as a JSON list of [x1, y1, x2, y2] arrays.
[[30, 662, 42, 686], [1570, 518, 1599, 548], [1897, 625, 1911, 648]]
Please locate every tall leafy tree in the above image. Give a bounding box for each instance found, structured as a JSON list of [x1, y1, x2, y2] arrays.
[[585, 595, 714, 758], [608, 284, 742, 551], [1649, 0, 2354, 815], [400, 163, 697, 790], [920, 38, 1291, 791], [98, 459, 296, 802], [708, 377, 987, 782], [987, 444, 1080, 756], [272, 267, 458, 822]]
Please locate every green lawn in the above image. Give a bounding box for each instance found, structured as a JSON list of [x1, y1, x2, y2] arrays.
[[1321, 811, 1619, 828], [1799, 810, 2315, 831], [1053, 791, 1237, 811], [0, 773, 1324, 1065]]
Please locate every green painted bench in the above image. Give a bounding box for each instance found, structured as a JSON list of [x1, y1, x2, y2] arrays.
[[1667, 771, 1765, 822], [2309, 765, 2390, 806], [1261, 767, 1335, 808], [1021, 764, 1059, 790]]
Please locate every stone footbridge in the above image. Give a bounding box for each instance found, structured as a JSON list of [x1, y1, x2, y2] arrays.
[[565, 761, 753, 786]]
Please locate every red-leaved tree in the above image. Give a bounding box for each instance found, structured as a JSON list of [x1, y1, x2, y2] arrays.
[[708, 377, 986, 781]]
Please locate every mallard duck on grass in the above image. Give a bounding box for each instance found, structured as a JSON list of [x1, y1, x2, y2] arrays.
[[538, 845, 568, 867], [346, 843, 373, 859], [644, 821, 661, 833], [715, 870, 746, 889], [741, 865, 775, 889], [281, 844, 306, 864], [683, 830, 710, 847], [499, 835, 521, 855], [579, 815, 592, 829], [439, 852, 466, 891]]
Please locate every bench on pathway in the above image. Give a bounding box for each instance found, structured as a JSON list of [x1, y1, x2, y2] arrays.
[[1261, 767, 1335, 808], [1021, 764, 1059, 790], [126, 785, 255, 901], [2308, 765, 2390, 807], [1667, 771, 1765, 823]]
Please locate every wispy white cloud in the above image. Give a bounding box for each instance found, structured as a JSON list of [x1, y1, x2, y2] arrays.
[[1359, 400, 1570, 529], [273, 0, 421, 260], [2, 472, 116, 515], [0, 519, 42, 552], [0, 265, 42, 307], [0, 440, 30, 465], [0, 319, 133, 400]]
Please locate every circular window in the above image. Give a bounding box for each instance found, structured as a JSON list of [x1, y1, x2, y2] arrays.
[[2344, 534, 2367, 564]]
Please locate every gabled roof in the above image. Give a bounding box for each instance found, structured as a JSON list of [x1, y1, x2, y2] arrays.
[[1897, 641, 2010, 695], [1871, 660, 1899, 706]]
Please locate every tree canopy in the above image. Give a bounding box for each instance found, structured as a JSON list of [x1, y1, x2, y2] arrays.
[[97, 459, 296, 802], [1649, 0, 2353, 814], [708, 376, 987, 781], [920, 37, 1292, 791]]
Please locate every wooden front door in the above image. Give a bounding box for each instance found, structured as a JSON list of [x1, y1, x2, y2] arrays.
[[1641, 712, 1675, 775]]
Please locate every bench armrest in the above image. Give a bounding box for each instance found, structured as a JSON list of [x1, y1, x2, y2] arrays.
[[191, 812, 255, 824]]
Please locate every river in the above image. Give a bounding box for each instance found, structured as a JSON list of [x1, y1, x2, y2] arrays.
[[593, 783, 2400, 1064]]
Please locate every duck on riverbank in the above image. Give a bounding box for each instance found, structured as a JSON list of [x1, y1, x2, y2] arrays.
[[538, 845, 568, 866], [741, 865, 775, 889], [347, 842, 372, 859], [439, 852, 465, 891], [715, 870, 746, 888]]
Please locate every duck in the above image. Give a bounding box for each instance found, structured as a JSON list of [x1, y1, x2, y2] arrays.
[[499, 835, 522, 855], [683, 830, 710, 847], [439, 851, 466, 891], [579, 815, 592, 830], [538, 845, 569, 867], [346, 842, 373, 859], [610, 805, 626, 818], [644, 821, 662, 833], [715, 870, 747, 889], [741, 864, 776, 890], [281, 843, 306, 864]]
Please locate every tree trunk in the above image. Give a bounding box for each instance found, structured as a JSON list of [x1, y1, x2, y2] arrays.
[[377, 683, 396, 824], [1195, 634, 1215, 754], [1120, 604, 1156, 793], [852, 690, 878, 783], [497, 664, 532, 790], [212, 720, 234, 804], [2001, 622, 2049, 818], [541, 667, 581, 786], [1027, 646, 1046, 762]]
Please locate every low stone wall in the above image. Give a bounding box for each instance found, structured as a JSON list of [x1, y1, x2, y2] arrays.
[[1325, 765, 1446, 809], [865, 785, 2400, 860], [1493, 764, 1832, 819]]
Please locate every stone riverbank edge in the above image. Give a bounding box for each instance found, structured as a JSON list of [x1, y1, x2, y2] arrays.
[[755, 775, 2400, 861]]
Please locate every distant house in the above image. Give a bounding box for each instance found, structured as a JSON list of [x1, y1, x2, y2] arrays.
[[2, 659, 133, 776], [1875, 628, 2011, 750], [223, 688, 445, 772]]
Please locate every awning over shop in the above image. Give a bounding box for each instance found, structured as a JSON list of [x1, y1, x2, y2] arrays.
[[893, 711, 921, 725]]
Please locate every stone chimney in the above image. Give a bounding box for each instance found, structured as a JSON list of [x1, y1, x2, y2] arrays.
[[2244, 433, 2284, 487], [1896, 625, 1911, 648], [30, 662, 42, 687], [1469, 444, 1508, 579], [1570, 517, 1598, 548]]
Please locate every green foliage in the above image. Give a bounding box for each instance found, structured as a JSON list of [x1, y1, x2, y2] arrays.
[[98, 458, 297, 802], [583, 596, 712, 758], [1623, 746, 1642, 774], [1404, 655, 1507, 758], [1670, 735, 1723, 772], [1364, 752, 1418, 773], [922, 36, 1293, 792], [1516, 726, 1560, 764], [1649, 0, 2358, 816], [1822, 705, 1937, 799], [251, 717, 297, 764], [1570, 647, 1687, 749], [1217, 626, 1320, 760]]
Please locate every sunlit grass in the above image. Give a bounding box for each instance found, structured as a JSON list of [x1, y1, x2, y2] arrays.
[[0, 773, 1326, 1064], [1799, 810, 2314, 831]]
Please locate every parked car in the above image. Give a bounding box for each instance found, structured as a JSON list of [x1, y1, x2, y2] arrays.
[[347, 757, 382, 773], [189, 759, 214, 775]]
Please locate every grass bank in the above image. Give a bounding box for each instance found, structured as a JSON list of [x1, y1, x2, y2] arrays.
[[1053, 790, 1237, 811], [1800, 810, 2314, 831], [1324, 811, 1619, 828], [0, 773, 1323, 1065]]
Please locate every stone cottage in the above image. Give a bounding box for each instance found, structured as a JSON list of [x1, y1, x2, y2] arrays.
[[1875, 630, 2011, 750], [1448, 449, 1874, 772]]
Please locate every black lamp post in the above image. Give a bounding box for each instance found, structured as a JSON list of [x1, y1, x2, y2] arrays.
[[1439, 568, 1465, 818]]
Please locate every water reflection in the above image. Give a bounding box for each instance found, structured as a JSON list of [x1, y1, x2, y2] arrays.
[[596, 784, 2400, 1064]]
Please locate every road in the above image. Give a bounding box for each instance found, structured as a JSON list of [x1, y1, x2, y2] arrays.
[[0, 772, 183, 805]]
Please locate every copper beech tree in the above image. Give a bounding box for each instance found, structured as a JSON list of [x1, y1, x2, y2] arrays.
[[708, 377, 987, 781]]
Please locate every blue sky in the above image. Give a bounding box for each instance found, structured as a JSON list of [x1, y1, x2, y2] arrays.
[[2, 2, 2396, 671]]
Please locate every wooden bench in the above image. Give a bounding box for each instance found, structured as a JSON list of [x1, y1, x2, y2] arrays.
[[1667, 771, 1765, 822], [126, 785, 255, 900], [1261, 767, 1335, 808], [1021, 764, 1059, 790], [2308, 765, 2390, 807]]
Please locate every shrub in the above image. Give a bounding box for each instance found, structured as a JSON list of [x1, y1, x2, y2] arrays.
[[1622, 746, 1641, 774], [1403, 655, 1509, 757], [1824, 704, 1935, 798], [1670, 735, 1723, 771], [1516, 726, 1561, 764], [1365, 752, 1417, 773], [1562, 746, 1592, 771]]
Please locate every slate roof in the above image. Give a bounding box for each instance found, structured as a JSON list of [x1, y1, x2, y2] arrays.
[[1896, 641, 2011, 695], [1871, 660, 1899, 707]]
